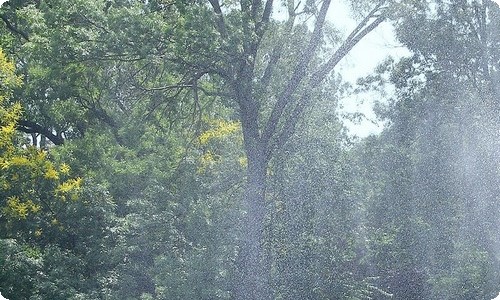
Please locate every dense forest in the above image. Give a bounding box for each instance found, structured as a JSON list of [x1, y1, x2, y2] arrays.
[[0, 0, 499, 299]]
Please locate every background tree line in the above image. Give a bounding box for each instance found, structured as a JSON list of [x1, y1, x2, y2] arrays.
[[0, 0, 498, 299]]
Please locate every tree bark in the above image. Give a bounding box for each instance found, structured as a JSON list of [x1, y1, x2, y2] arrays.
[[235, 150, 272, 299], [17, 120, 65, 145], [234, 78, 272, 298]]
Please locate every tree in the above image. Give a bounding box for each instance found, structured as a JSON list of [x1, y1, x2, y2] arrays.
[[0, 0, 187, 146], [4, 0, 391, 297], [0, 47, 118, 300], [0, 47, 80, 239], [353, 0, 500, 298], [173, 1, 391, 297]]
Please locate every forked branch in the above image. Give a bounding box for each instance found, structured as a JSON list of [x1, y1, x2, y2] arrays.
[[267, 3, 388, 157], [262, 0, 332, 145], [17, 120, 65, 145]]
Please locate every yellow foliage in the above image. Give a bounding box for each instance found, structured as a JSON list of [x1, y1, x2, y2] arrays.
[[30, 202, 41, 213], [8, 156, 31, 167], [5, 196, 28, 218], [59, 163, 71, 174], [0, 101, 22, 149], [1, 123, 16, 135], [44, 165, 59, 180], [4, 196, 41, 219], [36, 150, 47, 160], [0, 48, 83, 226], [0, 49, 22, 151], [198, 119, 241, 145], [34, 228, 43, 237], [196, 119, 243, 173], [0, 49, 22, 91], [238, 156, 248, 168], [56, 177, 83, 201], [198, 151, 219, 173], [0, 51, 22, 153]]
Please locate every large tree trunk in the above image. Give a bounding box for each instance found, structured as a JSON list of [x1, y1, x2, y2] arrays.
[[235, 143, 272, 300]]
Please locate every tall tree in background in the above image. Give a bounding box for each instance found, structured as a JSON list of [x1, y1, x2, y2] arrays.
[[354, 0, 500, 298]]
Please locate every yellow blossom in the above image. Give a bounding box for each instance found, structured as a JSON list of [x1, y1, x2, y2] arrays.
[[198, 119, 241, 145], [44, 166, 59, 180], [9, 156, 30, 166], [0, 160, 10, 170], [56, 177, 83, 201], [5, 196, 29, 219], [198, 151, 219, 173], [59, 163, 71, 174], [36, 150, 47, 160], [0, 124, 16, 136], [30, 202, 41, 213]]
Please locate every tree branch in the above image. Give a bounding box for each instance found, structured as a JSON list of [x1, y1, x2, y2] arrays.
[[310, 3, 386, 86], [78, 11, 110, 34], [261, 0, 274, 24], [209, 0, 228, 38], [140, 84, 195, 91], [311, 14, 385, 87], [0, 15, 30, 41], [267, 5, 387, 157], [255, 0, 274, 36], [261, 0, 332, 145], [17, 120, 64, 145], [252, 0, 262, 22], [260, 0, 295, 89]]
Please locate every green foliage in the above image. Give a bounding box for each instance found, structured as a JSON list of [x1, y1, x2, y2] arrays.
[[0, 46, 117, 300], [1, 0, 498, 299], [351, 1, 500, 298], [0, 239, 42, 300]]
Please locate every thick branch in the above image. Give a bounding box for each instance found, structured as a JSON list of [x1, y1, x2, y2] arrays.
[[260, 0, 295, 88], [0, 15, 30, 41], [261, 0, 332, 145], [311, 14, 385, 87], [209, 0, 228, 38], [310, 3, 386, 86], [255, 0, 274, 36], [268, 8, 387, 157], [252, 0, 262, 21], [140, 84, 194, 91], [235, 0, 264, 151], [17, 120, 64, 145], [262, 0, 274, 24]]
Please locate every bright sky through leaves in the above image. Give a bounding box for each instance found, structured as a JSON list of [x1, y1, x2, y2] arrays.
[[328, 1, 410, 137]]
